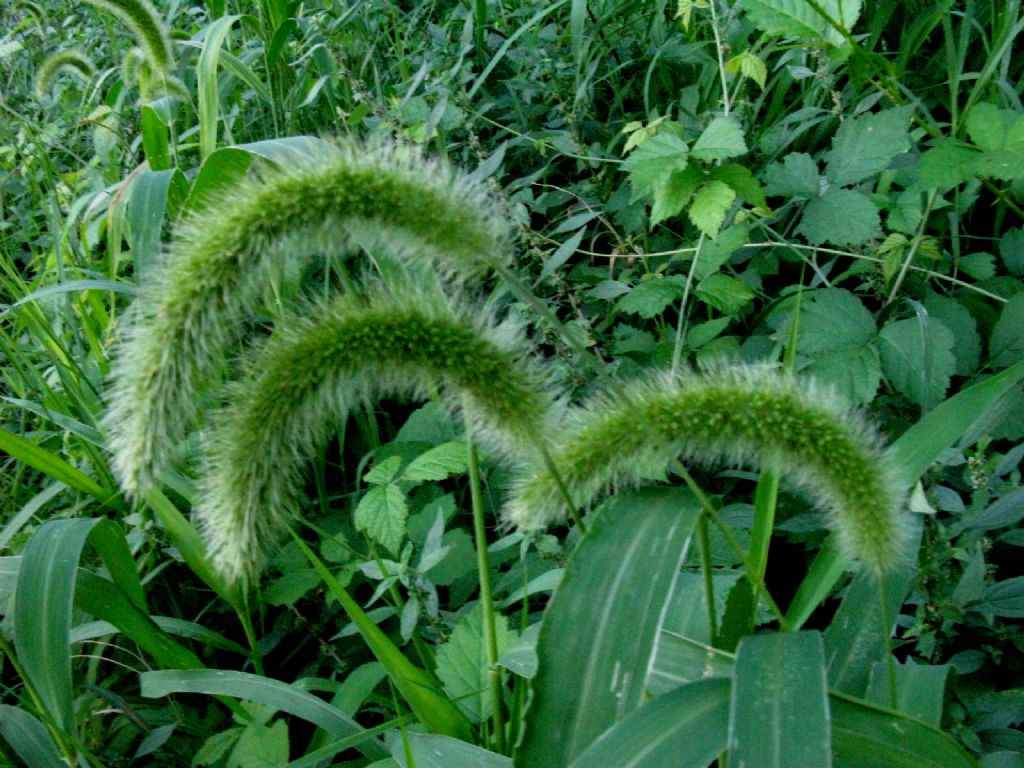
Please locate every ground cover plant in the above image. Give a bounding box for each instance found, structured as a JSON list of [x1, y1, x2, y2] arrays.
[[1, 0, 1024, 766]]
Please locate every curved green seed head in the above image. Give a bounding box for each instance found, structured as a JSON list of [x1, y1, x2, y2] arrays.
[[104, 140, 512, 499], [81, 0, 174, 73], [35, 48, 97, 100], [198, 286, 552, 585], [505, 366, 909, 574]]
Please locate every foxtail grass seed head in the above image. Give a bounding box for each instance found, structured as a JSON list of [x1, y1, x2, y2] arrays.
[[34, 49, 97, 100], [505, 366, 908, 574], [81, 0, 174, 73], [197, 285, 553, 585], [104, 140, 512, 499]]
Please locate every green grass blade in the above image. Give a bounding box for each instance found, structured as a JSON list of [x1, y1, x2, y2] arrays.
[[0, 705, 65, 768], [518, 488, 701, 768], [0, 483, 64, 551], [566, 679, 731, 768], [197, 15, 240, 160], [0, 426, 109, 500], [831, 693, 979, 767], [729, 631, 831, 768], [139, 669, 390, 760], [70, 616, 248, 655], [291, 529, 473, 742]]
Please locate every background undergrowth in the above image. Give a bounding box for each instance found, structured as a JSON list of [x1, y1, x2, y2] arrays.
[[1, 0, 1023, 765]]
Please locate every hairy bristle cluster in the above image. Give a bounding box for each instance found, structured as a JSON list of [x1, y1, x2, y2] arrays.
[[198, 286, 552, 584], [82, 0, 174, 73], [505, 366, 908, 573], [104, 140, 511, 500], [34, 49, 97, 99]]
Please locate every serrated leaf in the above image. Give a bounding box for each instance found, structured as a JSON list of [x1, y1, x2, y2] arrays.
[[879, 317, 956, 410], [691, 116, 748, 162], [798, 289, 877, 352], [695, 223, 753, 280], [651, 164, 704, 225], [797, 188, 880, 246], [923, 294, 981, 376], [825, 108, 912, 186], [695, 273, 755, 314], [616, 276, 687, 318], [764, 153, 820, 198], [711, 164, 767, 209], [959, 252, 996, 280], [917, 140, 982, 188], [999, 227, 1024, 276], [355, 484, 408, 554], [402, 442, 468, 483], [977, 148, 1024, 180], [365, 456, 403, 485], [803, 345, 882, 407], [991, 294, 1024, 370], [689, 180, 736, 238], [726, 50, 768, 89], [741, 0, 860, 46], [228, 720, 289, 768], [623, 132, 690, 198], [435, 606, 517, 722], [965, 103, 1018, 153]]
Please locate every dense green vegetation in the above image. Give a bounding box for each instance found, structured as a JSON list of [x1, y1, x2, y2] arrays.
[[2, 0, 1023, 765]]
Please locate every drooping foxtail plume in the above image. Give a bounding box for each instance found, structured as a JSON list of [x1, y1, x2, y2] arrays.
[[505, 366, 908, 573], [80, 0, 174, 73], [104, 140, 512, 499], [34, 49, 97, 100], [198, 284, 553, 585]]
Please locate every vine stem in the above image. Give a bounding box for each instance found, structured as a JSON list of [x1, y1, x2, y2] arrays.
[[708, 0, 732, 116], [465, 410, 505, 753]]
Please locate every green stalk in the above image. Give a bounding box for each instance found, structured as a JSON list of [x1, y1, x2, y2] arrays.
[[697, 513, 718, 647], [466, 418, 505, 753]]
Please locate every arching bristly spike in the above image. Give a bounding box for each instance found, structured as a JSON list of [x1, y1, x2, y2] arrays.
[[104, 140, 512, 499], [197, 287, 552, 586], [34, 49, 97, 100], [505, 366, 909, 574], [80, 0, 174, 73]]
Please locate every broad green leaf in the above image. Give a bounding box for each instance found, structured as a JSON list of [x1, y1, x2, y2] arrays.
[[435, 606, 517, 722], [974, 576, 1024, 618], [802, 346, 881, 408], [616, 275, 687, 318], [691, 116, 748, 162], [623, 132, 690, 198], [365, 456, 404, 485], [999, 226, 1024, 276], [229, 720, 288, 768], [185, 147, 254, 213], [798, 188, 880, 246], [865, 660, 951, 726], [694, 223, 753, 280], [689, 180, 736, 238], [797, 289, 877, 352], [517, 489, 701, 767], [990, 294, 1024, 369], [128, 168, 189, 281], [392, 734, 512, 768], [402, 442, 468, 483], [764, 152, 820, 198], [140, 670, 389, 760], [965, 103, 1023, 153], [0, 426, 109, 500], [730, 632, 831, 768], [711, 164, 767, 209], [923, 294, 981, 376], [741, 0, 860, 46], [695, 273, 756, 314], [831, 693, 979, 767], [567, 679, 731, 768], [0, 705, 65, 768], [917, 140, 982, 188], [651, 164, 704, 224], [355, 484, 408, 554], [648, 631, 735, 696], [879, 317, 956, 410], [140, 104, 170, 170], [825, 108, 912, 187]]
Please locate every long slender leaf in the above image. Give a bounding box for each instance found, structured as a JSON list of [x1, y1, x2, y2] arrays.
[[0, 427, 109, 500], [0, 705, 65, 768], [729, 631, 831, 768], [518, 488, 701, 768], [197, 15, 240, 159], [566, 679, 731, 768], [139, 669, 390, 760]]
